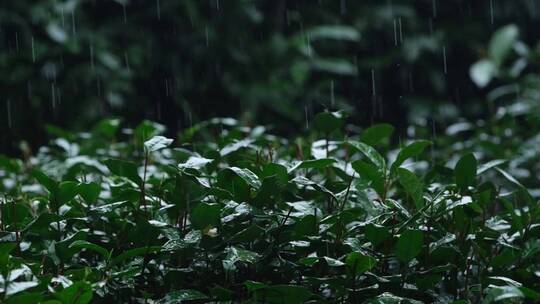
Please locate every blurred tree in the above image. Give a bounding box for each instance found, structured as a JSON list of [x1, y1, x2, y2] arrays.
[[1, 0, 539, 155]]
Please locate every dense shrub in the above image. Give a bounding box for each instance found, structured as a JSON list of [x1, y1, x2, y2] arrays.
[[1, 111, 539, 303]]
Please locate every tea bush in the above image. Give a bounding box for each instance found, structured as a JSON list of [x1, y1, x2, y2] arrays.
[[1, 110, 539, 303]]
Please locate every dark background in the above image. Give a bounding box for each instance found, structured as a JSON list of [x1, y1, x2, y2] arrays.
[[1, 0, 539, 155]]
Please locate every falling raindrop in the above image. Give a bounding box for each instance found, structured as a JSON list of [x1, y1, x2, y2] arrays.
[[31, 36, 35, 62], [430, 118, 436, 166], [156, 0, 161, 20], [398, 18, 403, 44], [123, 4, 127, 24], [27, 81, 32, 100], [529, 0, 537, 17], [97, 76, 102, 97], [432, 0, 437, 18], [165, 78, 169, 97], [408, 72, 414, 92], [15, 32, 19, 52], [371, 95, 377, 123], [393, 19, 398, 46], [443, 46, 447, 74], [90, 44, 95, 70], [330, 81, 335, 107], [71, 10, 76, 35], [51, 83, 56, 109], [306, 34, 312, 57], [304, 106, 309, 129], [6, 99, 12, 129], [216, 0, 220, 10], [124, 52, 130, 72], [340, 0, 346, 15], [371, 69, 376, 96], [57, 86, 62, 105], [205, 26, 209, 46], [489, 0, 494, 24], [61, 7, 65, 28], [428, 18, 434, 34]]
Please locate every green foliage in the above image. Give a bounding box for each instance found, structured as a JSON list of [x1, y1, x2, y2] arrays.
[[4, 1, 539, 157], [454, 153, 478, 192], [1, 109, 539, 304], [2, 26, 540, 301]]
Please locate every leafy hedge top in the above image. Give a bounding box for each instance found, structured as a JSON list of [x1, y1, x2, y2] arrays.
[[0, 113, 539, 303]]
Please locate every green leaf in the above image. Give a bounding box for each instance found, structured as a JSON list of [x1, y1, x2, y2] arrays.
[[227, 225, 265, 243], [220, 139, 253, 156], [291, 176, 338, 201], [322, 256, 345, 267], [391, 140, 431, 173], [33, 170, 58, 195], [46, 23, 68, 43], [395, 229, 424, 263], [351, 160, 385, 196], [365, 223, 390, 247], [1, 202, 30, 225], [489, 24, 519, 66], [288, 158, 336, 172], [293, 215, 318, 237], [253, 175, 279, 205], [54, 281, 92, 304], [454, 153, 477, 191], [77, 182, 100, 203], [4, 292, 44, 304], [109, 246, 161, 267], [144, 135, 174, 152], [104, 159, 143, 186], [361, 124, 394, 146], [157, 290, 208, 303], [190, 203, 221, 230], [178, 156, 213, 170], [134, 120, 165, 143], [495, 167, 525, 189], [346, 252, 377, 273], [307, 25, 360, 41], [470, 59, 498, 88], [261, 163, 289, 185], [478, 159, 506, 175], [226, 167, 261, 189], [366, 293, 423, 304], [348, 142, 386, 170], [397, 168, 424, 209], [222, 246, 260, 272], [313, 111, 345, 133], [162, 230, 202, 252], [484, 285, 524, 303], [69, 240, 109, 258], [312, 58, 357, 76], [255, 285, 314, 304], [520, 287, 540, 301], [92, 118, 121, 138], [4, 281, 39, 297], [245, 281, 267, 292], [58, 181, 79, 204], [0, 242, 17, 271]]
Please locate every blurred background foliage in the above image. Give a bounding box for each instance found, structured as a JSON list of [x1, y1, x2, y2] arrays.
[[1, 0, 540, 155]]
